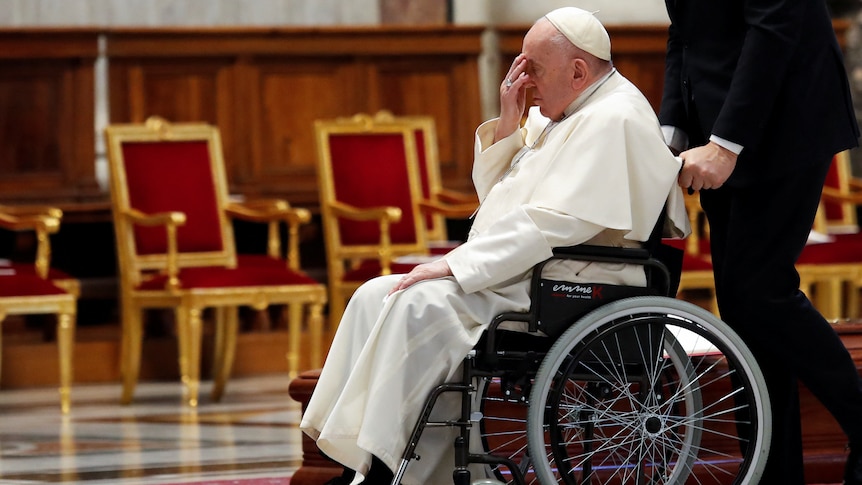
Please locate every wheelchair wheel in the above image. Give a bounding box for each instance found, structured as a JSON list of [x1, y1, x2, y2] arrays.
[[527, 296, 770, 485], [479, 376, 534, 484]]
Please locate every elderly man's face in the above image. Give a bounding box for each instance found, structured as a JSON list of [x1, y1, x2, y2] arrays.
[[522, 20, 577, 121]]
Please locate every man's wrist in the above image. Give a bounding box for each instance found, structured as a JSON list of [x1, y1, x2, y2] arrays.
[[709, 135, 743, 155]]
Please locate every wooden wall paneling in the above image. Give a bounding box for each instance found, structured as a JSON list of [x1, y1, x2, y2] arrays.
[[450, 55, 483, 187], [365, 57, 474, 188], [0, 30, 99, 205], [239, 57, 362, 205], [107, 57, 237, 164], [121, 62, 226, 126], [604, 25, 670, 112]]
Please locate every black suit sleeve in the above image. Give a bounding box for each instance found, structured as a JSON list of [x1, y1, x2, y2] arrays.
[[712, 0, 806, 148], [659, 7, 687, 132]]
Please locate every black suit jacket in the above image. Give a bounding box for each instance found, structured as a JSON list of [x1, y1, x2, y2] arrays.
[[659, 0, 859, 187]]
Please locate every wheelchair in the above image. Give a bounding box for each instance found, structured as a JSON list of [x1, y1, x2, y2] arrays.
[[391, 242, 771, 485]]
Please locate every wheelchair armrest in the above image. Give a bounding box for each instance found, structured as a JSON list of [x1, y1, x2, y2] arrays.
[[481, 245, 672, 364], [541, 245, 670, 296], [551, 244, 650, 261], [529, 244, 672, 329]]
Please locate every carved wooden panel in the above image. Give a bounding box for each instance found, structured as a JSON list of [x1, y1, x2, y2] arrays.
[[0, 31, 99, 205]]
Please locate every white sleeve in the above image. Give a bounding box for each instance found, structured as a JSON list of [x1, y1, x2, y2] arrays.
[[445, 205, 603, 294], [473, 119, 524, 201]]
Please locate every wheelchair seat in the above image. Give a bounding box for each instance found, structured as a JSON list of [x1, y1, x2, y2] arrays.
[[393, 242, 771, 485]]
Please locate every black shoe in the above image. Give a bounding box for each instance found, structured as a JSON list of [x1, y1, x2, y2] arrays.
[[846, 445, 862, 485]]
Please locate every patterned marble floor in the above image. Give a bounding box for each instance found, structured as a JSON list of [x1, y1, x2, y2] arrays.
[[0, 375, 301, 484]]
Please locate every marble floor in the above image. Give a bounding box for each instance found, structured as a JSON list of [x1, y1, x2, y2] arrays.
[[0, 372, 850, 485], [0, 375, 301, 484]]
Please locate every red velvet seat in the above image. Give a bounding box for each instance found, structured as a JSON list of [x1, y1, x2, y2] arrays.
[[0, 273, 67, 296], [7, 263, 80, 297], [105, 117, 326, 407]]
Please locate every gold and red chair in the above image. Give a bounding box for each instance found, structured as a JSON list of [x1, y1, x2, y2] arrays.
[[104, 117, 326, 406], [370, 111, 477, 249], [0, 204, 76, 414], [314, 112, 478, 328], [797, 150, 862, 320], [314, 115, 430, 328]]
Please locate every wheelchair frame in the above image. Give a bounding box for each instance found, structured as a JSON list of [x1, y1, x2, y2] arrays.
[[391, 245, 771, 485]]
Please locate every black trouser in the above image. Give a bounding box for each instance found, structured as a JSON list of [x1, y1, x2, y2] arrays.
[[700, 158, 862, 483]]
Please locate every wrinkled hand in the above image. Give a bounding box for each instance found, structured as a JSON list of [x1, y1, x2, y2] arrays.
[[678, 141, 738, 191], [388, 259, 453, 296], [495, 53, 530, 143]]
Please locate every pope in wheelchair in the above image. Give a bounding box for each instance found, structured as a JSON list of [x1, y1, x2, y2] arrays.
[[301, 7, 770, 485]]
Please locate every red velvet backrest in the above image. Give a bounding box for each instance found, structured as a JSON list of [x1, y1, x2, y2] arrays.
[[823, 154, 844, 221], [121, 141, 224, 255], [327, 133, 418, 245]]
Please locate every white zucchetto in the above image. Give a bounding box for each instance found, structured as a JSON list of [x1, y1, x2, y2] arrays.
[[544, 7, 612, 61]]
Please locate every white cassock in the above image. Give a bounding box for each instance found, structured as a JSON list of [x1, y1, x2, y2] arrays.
[[300, 69, 690, 485]]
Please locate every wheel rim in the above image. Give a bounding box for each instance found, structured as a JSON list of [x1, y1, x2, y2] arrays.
[[528, 297, 770, 485]]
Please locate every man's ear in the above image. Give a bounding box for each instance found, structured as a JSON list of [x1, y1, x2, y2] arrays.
[[571, 58, 589, 89]]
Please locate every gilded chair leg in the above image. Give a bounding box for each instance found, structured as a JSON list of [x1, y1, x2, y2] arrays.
[[849, 279, 861, 319], [175, 307, 190, 389], [819, 279, 843, 321], [286, 303, 302, 378], [120, 303, 144, 405], [212, 306, 226, 379], [184, 307, 203, 407], [211, 306, 238, 402], [830, 279, 843, 320], [309, 301, 324, 368], [57, 312, 75, 414]]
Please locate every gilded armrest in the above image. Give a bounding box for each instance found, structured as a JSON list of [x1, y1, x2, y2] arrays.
[[0, 204, 62, 279], [418, 199, 478, 219], [821, 187, 862, 205], [225, 199, 312, 271], [123, 208, 187, 291], [435, 188, 478, 206], [849, 178, 862, 191], [328, 201, 402, 275]]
